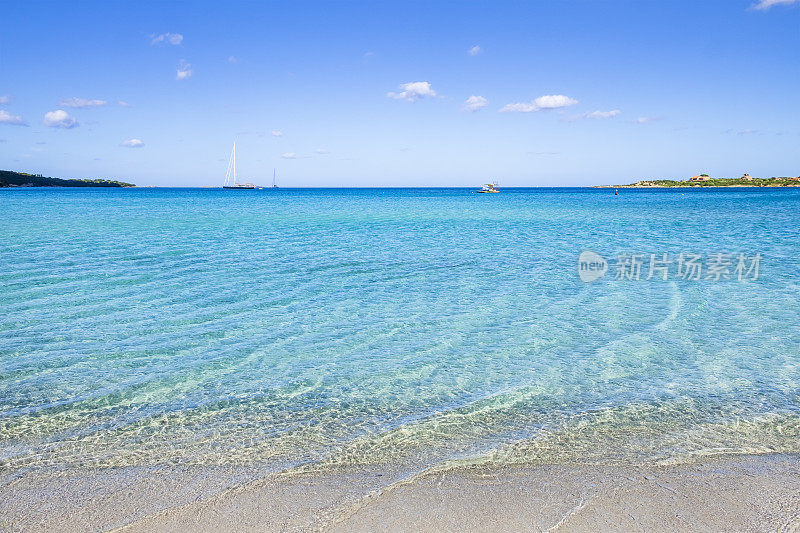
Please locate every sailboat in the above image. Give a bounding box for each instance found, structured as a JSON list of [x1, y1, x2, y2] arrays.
[[222, 142, 256, 189], [272, 168, 278, 188]]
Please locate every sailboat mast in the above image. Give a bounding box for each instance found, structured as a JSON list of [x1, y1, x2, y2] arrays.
[[233, 142, 237, 186], [224, 142, 235, 187], [273, 168, 276, 188]]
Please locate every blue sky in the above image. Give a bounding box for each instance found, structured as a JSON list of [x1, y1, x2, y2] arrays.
[[1, 0, 798, 186]]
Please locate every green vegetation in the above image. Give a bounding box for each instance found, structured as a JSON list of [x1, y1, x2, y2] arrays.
[[0, 170, 135, 188], [613, 176, 800, 188]]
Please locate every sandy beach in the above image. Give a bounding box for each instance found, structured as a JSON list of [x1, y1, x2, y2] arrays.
[[2, 453, 798, 532]]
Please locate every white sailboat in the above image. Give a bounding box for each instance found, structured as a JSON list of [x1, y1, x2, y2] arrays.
[[223, 142, 256, 189], [272, 168, 278, 188]]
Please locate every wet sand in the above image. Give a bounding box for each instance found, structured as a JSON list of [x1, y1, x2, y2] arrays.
[[2, 454, 799, 532]]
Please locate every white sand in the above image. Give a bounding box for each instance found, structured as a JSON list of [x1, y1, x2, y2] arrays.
[[1, 454, 798, 532]]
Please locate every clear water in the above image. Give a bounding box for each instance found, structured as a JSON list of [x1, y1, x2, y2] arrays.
[[1, 187, 799, 472]]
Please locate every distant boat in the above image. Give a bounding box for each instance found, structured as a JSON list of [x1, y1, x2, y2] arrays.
[[477, 181, 499, 193], [222, 142, 256, 189], [272, 168, 278, 188]]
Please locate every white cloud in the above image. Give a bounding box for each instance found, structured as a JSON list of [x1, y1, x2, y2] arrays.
[[752, 0, 798, 9], [59, 97, 107, 108], [176, 61, 192, 80], [583, 109, 621, 119], [43, 110, 77, 129], [0, 110, 27, 126], [118, 100, 131, 107], [152, 33, 183, 45], [271, 130, 283, 137], [228, 56, 237, 63], [500, 94, 578, 113], [0, 95, 12, 105], [500, 102, 538, 113], [121, 138, 144, 148], [387, 81, 437, 102], [281, 152, 297, 159], [632, 116, 660, 124], [468, 45, 482, 56], [530, 95, 578, 109], [315, 148, 331, 154], [464, 95, 488, 112]]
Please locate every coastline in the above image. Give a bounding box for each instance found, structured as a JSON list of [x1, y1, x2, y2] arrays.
[[0, 170, 134, 188], [3, 453, 799, 532], [596, 184, 800, 188]]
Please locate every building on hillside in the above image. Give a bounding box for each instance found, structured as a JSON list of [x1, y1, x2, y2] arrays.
[[689, 174, 711, 182], [741, 173, 753, 181]]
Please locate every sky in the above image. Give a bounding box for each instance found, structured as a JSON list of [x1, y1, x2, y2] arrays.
[[0, 0, 798, 187]]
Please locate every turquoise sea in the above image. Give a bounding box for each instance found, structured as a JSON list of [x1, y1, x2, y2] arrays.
[[1, 187, 799, 474]]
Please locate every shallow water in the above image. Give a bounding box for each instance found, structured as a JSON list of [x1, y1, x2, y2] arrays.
[[1, 187, 799, 472]]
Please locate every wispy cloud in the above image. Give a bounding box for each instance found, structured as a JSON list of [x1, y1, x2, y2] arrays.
[[751, 0, 798, 9], [632, 116, 661, 124], [59, 97, 107, 108], [468, 45, 481, 56], [387, 81, 437, 102], [121, 138, 144, 148], [528, 150, 560, 155], [500, 95, 578, 113], [0, 95, 12, 105], [271, 130, 283, 137], [582, 109, 621, 120], [464, 95, 488, 112], [151, 32, 183, 45], [176, 60, 192, 80], [315, 148, 331, 155], [228, 56, 237, 63], [118, 101, 131, 107], [281, 152, 297, 159], [43, 110, 78, 128], [738, 129, 759, 135], [0, 110, 27, 126]]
